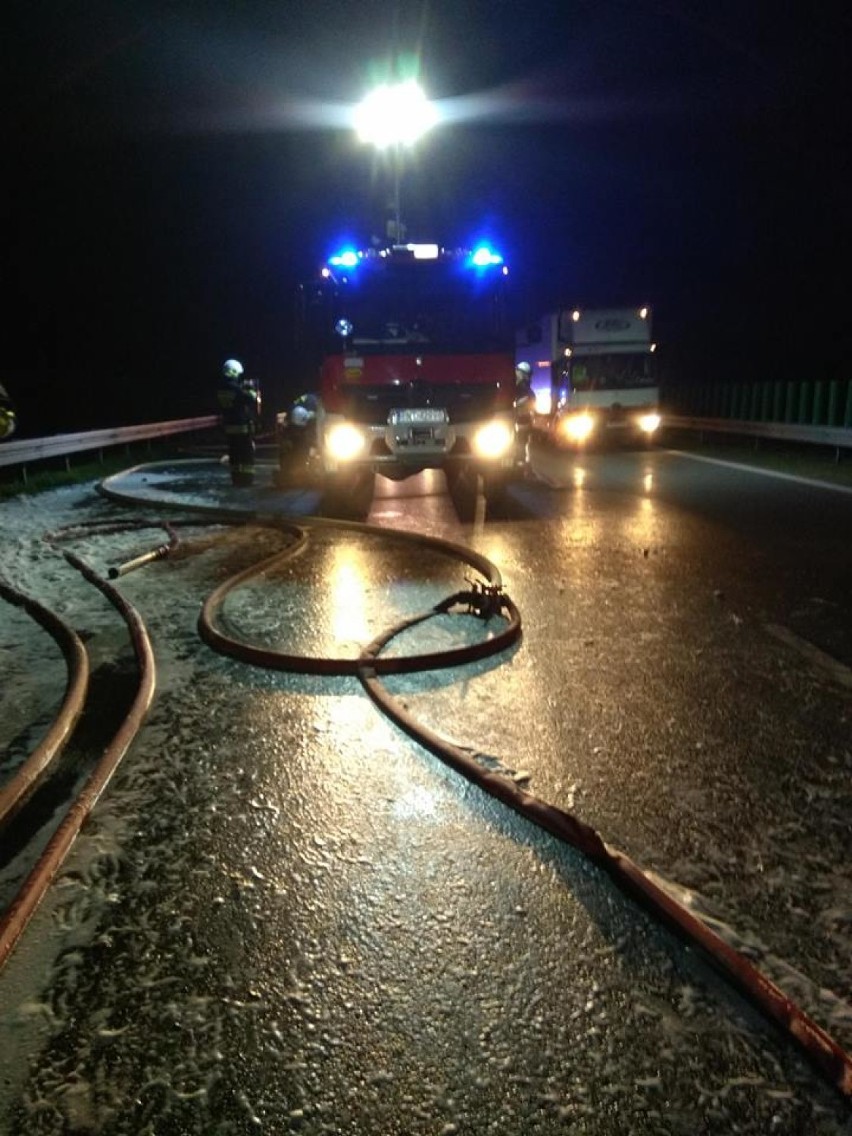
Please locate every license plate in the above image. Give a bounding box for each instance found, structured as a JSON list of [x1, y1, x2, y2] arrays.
[[389, 407, 447, 426]]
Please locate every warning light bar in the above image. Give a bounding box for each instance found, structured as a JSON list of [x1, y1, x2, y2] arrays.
[[325, 242, 507, 272]]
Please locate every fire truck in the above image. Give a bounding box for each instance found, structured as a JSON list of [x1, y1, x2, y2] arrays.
[[516, 306, 661, 447], [292, 241, 528, 512]]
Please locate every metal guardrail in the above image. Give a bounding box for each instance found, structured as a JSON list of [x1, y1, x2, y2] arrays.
[[2, 412, 849, 481], [663, 414, 852, 452], [0, 416, 219, 472]]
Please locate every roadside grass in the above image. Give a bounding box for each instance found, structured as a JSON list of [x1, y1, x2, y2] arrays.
[[0, 444, 219, 501]]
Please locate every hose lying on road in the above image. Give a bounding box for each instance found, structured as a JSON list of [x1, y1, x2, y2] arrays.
[[360, 644, 852, 1101], [0, 551, 156, 971], [0, 581, 89, 828], [96, 462, 852, 1102], [199, 535, 520, 676]]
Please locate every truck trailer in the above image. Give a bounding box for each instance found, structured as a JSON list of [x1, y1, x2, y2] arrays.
[[293, 241, 530, 513], [516, 307, 661, 447]]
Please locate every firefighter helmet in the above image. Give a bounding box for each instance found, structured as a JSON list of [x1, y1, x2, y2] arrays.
[[223, 358, 244, 379], [516, 361, 532, 378]]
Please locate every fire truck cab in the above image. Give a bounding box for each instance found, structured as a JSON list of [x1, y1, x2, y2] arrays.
[[293, 242, 528, 512]]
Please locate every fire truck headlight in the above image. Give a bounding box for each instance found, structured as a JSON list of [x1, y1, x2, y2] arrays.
[[560, 412, 595, 443], [638, 412, 661, 435], [326, 422, 366, 462], [473, 420, 515, 460]]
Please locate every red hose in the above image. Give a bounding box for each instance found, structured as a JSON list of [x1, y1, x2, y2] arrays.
[[0, 582, 89, 827], [97, 460, 852, 1102], [0, 553, 156, 971]]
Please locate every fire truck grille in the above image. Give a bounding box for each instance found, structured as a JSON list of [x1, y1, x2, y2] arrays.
[[340, 383, 500, 426]]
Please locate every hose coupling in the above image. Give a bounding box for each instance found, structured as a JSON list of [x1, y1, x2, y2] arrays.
[[464, 578, 507, 620]]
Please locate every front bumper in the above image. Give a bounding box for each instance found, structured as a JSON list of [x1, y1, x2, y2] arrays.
[[320, 412, 520, 476]]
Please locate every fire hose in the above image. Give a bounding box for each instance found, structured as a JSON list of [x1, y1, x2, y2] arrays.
[[73, 465, 852, 1100], [0, 550, 156, 971], [0, 581, 89, 828], [189, 509, 852, 1101]]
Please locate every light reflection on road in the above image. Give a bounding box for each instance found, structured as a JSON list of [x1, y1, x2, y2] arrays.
[[328, 541, 371, 646], [2, 450, 851, 1133]]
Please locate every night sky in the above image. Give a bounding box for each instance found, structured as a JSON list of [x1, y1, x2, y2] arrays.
[[3, 0, 849, 435]]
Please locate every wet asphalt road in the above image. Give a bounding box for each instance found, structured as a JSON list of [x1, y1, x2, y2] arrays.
[[0, 444, 850, 1135]]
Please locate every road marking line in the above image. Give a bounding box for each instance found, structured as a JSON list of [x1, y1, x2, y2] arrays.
[[765, 623, 852, 690], [667, 449, 852, 495]]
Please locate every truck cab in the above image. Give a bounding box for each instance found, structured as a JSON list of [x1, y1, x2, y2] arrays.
[[294, 242, 529, 511], [518, 307, 661, 447]]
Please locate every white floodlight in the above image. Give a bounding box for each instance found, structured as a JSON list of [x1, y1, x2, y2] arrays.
[[353, 81, 438, 149]]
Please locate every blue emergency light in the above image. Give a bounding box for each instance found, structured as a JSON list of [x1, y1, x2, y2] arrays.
[[470, 245, 504, 267], [326, 242, 506, 273], [328, 249, 360, 268]]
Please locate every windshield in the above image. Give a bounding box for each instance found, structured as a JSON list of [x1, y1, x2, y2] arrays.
[[569, 353, 655, 391], [327, 261, 511, 354]]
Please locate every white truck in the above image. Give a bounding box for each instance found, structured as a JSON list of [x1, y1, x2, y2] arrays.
[[516, 307, 661, 446]]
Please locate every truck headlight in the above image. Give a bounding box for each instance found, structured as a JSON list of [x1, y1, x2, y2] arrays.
[[473, 420, 515, 460], [560, 412, 595, 442], [533, 389, 552, 415], [326, 422, 366, 461], [638, 412, 661, 434]]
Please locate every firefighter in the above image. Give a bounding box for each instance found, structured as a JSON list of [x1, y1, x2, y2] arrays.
[[0, 381, 17, 441], [276, 392, 318, 484], [217, 358, 260, 487], [515, 360, 532, 387], [515, 361, 537, 419], [513, 361, 537, 472], [289, 391, 318, 432]]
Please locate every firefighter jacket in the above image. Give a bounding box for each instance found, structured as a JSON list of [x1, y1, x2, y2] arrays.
[[217, 377, 260, 436], [0, 381, 16, 440]]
